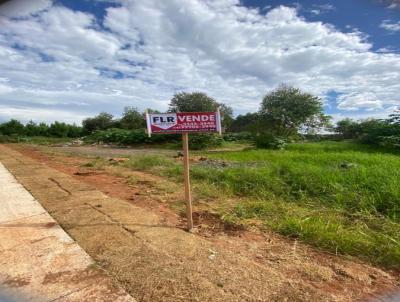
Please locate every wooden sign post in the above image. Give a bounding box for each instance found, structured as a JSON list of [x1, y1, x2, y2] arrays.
[[146, 110, 222, 231], [182, 132, 193, 229]]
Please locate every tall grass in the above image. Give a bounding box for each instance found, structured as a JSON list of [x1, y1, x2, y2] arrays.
[[123, 141, 400, 267], [204, 142, 400, 219]]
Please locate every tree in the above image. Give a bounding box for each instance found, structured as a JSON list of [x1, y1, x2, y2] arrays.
[[120, 107, 145, 130], [67, 124, 83, 138], [37, 122, 50, 136], [82, 112, 115, 134], [49, 122, 70, 137], [168, 92, 233, 129], [388, 108, 400, 126], [25, 121, 39, 136], [335, 118, 361, 139], [0, 119, 25, 135], [228, 113, 259, 132], [259, 85, 330, 136]]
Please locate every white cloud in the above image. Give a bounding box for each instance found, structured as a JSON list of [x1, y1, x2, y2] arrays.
[[0, 0, 399, 124], [337, 92, 385, 111], [387, 2, 400, 9], [0, 105, 88, 124], [309, 3, 335, 15], [376, 47, 395, 53], [380, 20, 400, 32], [0, 84, 14, 95], [316, 4, 335, 10]]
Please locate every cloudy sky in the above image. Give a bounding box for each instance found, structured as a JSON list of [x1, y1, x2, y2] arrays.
[[0, 0, 399, 124]]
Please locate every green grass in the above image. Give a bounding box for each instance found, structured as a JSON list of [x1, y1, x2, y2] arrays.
[[124, 141, 400, 268]]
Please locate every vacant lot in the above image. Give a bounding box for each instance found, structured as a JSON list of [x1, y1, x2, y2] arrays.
[[54, 141, 400, 268], [3, 142, 400, 301], [193, 142, 400, 268]]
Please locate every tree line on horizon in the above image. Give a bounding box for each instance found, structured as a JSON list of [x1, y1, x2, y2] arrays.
[[0, 85, 399, 149]]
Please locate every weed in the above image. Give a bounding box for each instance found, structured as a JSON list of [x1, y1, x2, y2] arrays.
[[121, 141, 400, 267]]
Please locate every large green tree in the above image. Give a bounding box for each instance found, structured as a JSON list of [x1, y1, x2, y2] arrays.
[[0, 119, 25, 135], [82, 112, 115, 134], [335, 118, 361, 139], [260, 85, 330, 136], [120, 107, 145, 130], [228, 113, 259, 132], [168, 92, 233, 129]]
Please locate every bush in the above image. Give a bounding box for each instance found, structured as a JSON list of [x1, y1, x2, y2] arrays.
[[188, 133, 223, 150], [255, 133, 287, 149], [86, 128, 143, 144], [82, 112, 116, 134], [87, 129, 224, 149], [379, 135, 400, 149], [85, 128, 179, 145], [223, 132, 254, 142], [0, 119, 25, 136], [335, 116, 400, 150]]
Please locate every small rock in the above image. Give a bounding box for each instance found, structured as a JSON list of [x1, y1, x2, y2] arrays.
[[216, 282, 224, 288], [208, 249, 218, 260]]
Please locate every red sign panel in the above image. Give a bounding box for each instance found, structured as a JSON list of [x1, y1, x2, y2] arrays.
[[146, 112, 221, 135]]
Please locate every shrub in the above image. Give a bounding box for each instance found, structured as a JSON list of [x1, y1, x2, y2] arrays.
[[379, 135, 400, 149], [335, 116, 400, 150], [0, 119, 25, 136], [188, 133, 223, 150], [85, 128, 178, 145], [82, 112, 116, 134], [223, 132, 254, 142], [255, 133, 287, 149]]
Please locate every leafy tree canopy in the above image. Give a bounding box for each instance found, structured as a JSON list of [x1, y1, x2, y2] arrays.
[[82, 112, 115, 134], [228, 113, 259, 133], [168, 92, 233, 128], [0, 119, 25, 135], [120, 107, 145, 130], [335, 118, 364, 139], [260, 85, 330, 136]]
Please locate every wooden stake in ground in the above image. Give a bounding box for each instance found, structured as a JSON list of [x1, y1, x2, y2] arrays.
[[182, 132, 193, 230], [146, 112, 221, 231]]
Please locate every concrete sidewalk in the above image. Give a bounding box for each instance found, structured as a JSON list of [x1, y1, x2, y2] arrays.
[[0, 162, 135, 302]]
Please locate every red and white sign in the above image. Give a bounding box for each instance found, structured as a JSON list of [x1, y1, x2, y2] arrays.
[[146, 111, 221, 135]]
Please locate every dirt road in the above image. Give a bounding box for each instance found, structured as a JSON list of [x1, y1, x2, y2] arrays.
[[0, 144, 398, 302]]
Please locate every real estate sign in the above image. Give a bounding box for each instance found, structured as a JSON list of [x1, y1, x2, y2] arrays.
[[144, 110, 222, 231], [146, 111, 221, 135]]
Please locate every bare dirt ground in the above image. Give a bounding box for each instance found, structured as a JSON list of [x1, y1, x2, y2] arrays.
[[1, 144, 399, 302]]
